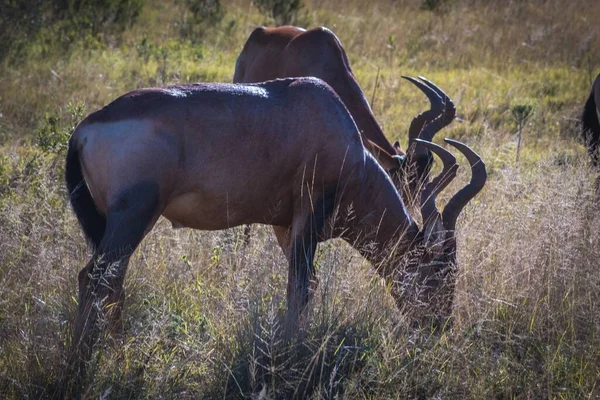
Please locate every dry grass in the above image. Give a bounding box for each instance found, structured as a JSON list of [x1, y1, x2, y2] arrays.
[[1, 0, 600, 398]]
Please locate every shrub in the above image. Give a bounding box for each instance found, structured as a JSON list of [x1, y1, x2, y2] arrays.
[[0, 0, 144, 61], [52, 0, 144, 37], [36, 102, 85, 154], [421, 0, 453, 13], [253, 0, 304, 26], [179, 0, 226, 40]]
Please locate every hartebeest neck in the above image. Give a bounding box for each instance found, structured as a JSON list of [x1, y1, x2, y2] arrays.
[[331, 73, 398, 159], [334, 154, 420, 267]]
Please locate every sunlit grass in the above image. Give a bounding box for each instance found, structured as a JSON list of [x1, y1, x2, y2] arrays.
[[1, 0, 599, 398]]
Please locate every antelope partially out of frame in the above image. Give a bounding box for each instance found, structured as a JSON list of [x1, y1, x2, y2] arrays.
[[65, 76, 485, 390], [582, 73, 600, 167], [234, 26, 447, 193]]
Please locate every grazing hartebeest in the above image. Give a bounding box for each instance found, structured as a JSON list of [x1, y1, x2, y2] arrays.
[[582, 73, 600, 167], [234, 26, 448, 189], [65, 77, 485, 391]]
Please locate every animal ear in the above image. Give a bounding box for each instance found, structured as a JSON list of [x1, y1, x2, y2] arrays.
[[365, 139, 402, 171], [393, 154, 406, 166], [393, 140, 404, 155]]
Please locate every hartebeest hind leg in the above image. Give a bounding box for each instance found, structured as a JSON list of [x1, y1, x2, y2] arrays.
[[69, 183, 160, 387]]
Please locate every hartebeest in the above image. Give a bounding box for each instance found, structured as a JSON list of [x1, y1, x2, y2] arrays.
[[234, 26, 447, 192], [582, 73, 600, 167], [65, 77, 485, 390]]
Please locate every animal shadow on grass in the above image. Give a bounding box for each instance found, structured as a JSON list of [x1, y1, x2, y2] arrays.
[[221, 306, 373, 400]]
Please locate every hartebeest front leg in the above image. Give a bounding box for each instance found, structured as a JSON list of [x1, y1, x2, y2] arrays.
[[284, 185, 337, 333], [285, 215, 318, 333]]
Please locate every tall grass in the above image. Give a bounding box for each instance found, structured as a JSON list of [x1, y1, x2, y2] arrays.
[[1, 0, 599, 398]]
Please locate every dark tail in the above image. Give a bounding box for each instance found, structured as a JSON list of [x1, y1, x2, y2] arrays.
[[582, 85, 600, 167], [65, 137, 106, 249]]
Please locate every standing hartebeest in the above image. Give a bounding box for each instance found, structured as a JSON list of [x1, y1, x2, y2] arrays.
[[64, 76, 485, 392], [582, 73, 600, 167], [234, 26, 447, 193]]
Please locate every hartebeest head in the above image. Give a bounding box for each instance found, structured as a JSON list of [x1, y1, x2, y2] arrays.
[[354, 79, 486, 325], [397, 137, 485, 325]]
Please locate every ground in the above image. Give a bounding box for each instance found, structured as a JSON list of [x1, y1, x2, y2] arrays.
[[0, 0, 599, 398]]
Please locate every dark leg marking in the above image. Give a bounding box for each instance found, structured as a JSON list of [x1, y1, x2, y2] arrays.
[[67, 182, 160, 396]]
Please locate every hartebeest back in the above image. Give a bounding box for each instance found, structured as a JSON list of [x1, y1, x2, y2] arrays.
[[582, 73, 600, 167], [234, 26, 444, 187], [234, 27, 395, 156], [64, 77, 485, 393]]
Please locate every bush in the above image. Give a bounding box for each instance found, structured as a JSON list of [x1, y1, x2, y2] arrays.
[[0, 0, 48, 60], [0, 0, 144, 61], [420, 0, 453, 13], [36, 102, 85, 154], [52, 0, 144, 37], [179, 0, 226, 40], [253, 0, 304, 26]]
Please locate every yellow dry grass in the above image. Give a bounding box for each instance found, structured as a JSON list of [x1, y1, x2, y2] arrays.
[[0, 0, 599, 398]]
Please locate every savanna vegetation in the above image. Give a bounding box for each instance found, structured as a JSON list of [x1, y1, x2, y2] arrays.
[[1, 0, 599, 398]]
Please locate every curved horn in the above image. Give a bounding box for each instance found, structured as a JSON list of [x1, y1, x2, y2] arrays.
[[403, 76, 443, 109], [402, 77, 457, 196], [402, 76, 443, 145], [417, 76, 452, 108], [416, 80, 456, 143], [415, 139, 459, 222], [441, 138, 487, 233]]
